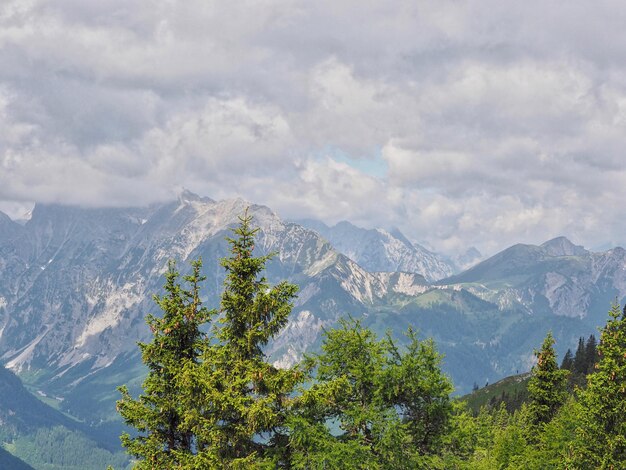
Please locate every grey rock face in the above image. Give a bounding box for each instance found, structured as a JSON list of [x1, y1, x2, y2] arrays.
[[441, 237, 626, 323]]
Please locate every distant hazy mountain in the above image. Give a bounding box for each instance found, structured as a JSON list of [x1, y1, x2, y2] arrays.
[[0, 210, 23, 240], [294, 219, 455, 282], [449, 246, 483, 272], [0, 447, 33, 470], [0, 366, 77, 435], [441, 236, 626, 324], [0, 192, 623, 430]]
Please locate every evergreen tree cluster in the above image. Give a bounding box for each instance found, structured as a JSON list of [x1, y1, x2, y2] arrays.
[[446, 304, 626, 469], [117, 212, 626, 469], [560, 334, 598, 389]]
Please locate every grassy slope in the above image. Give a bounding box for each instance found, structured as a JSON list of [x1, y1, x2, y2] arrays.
[[462, 372, 531, 413]]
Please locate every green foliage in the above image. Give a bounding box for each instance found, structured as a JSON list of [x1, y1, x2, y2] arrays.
[[0, 446, 34, 470], [560, 348, 573, 371], [174, 211, 301, 467], [456, 304, 626, 470], [527, 332, 568, 428], [573, 302, 626, 469], [289, 319, 453, 468], [0, 362, 130, 469], [452, 333, 579, 470], [447, 403, 528, 470], [117, 258, 214, 468], [462, 373, 530, 414], [524, 396, 579, 469], [562, 334, 598, 390]]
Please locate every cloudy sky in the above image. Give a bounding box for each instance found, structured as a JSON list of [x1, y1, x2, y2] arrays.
[[2, 1, 626, 256]]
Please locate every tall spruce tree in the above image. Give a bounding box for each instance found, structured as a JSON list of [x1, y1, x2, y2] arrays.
[[177, 210, 300, 468], [527, 332, 568, 428], [572, 337, 587, 375], [574, 302, 626, 469], [117, 260, 214, 468], [584, 334, 598, 374]]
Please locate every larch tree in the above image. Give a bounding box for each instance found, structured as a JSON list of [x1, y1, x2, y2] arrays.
[[289, 319, 453, 469]]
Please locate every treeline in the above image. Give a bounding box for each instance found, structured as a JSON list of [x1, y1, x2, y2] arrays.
[[116, 212, 626, 469], [480, 333, 598, 414], [561, 334, 598, 390]]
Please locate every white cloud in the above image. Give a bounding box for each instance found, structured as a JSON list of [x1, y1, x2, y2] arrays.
[[3, 1, 626, 256]]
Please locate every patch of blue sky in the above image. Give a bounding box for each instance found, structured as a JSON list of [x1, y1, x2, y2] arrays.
[[318, 146, 388, 178]]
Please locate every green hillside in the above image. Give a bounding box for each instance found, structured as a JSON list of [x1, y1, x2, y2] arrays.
[[0, 366, 131, 470], [462, 372, 531, 413]]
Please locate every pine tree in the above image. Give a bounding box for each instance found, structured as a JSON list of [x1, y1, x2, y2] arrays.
[[117, 211, 300, 468], [572, 337, 586, 375], [117, 260, 214, 468], [584, 334, 598, 374], [527, 332, 569, 428], [574, 302, 626, 469]]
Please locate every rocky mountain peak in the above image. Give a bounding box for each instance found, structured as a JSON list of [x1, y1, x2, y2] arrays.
[[541, 236, 588, 257], [389, 227, 414, 248], [177, 189, 214, 205]]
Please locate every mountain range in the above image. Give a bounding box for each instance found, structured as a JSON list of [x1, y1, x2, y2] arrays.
[[293, 218, 456, 282], [0, 191, 624, 434]]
